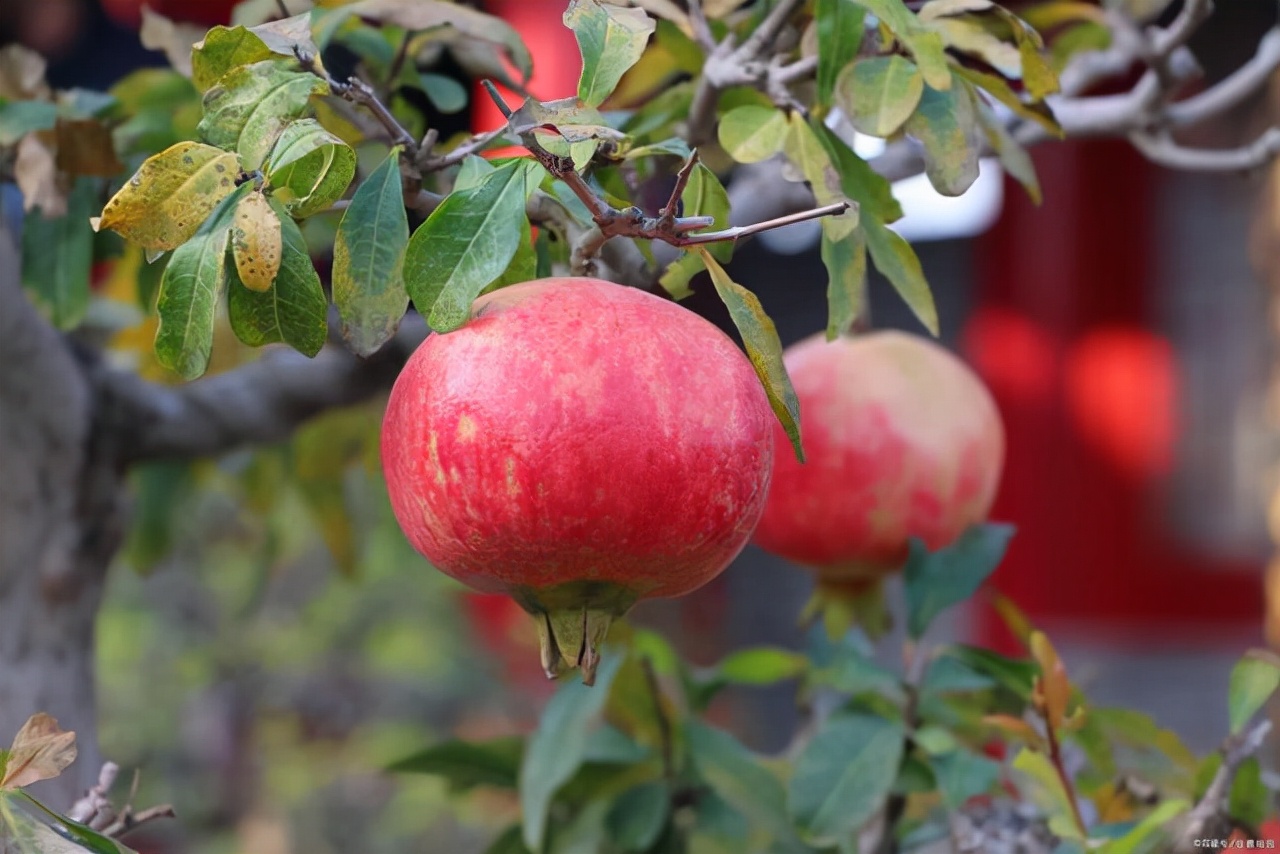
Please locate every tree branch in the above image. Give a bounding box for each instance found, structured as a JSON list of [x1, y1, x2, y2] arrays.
[[1175, 719, 1272, 851]]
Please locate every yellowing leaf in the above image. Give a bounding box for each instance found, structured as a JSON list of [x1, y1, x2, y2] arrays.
[[231, 191, 282, 292], [697, 249, 803, 462], [0, 714, 76, 791], [198, 61, 329, 170], [192, 27, 271, 92], [718, 105, 789, 164], [1030, 630, 1071, 731], [836, 55, 924, 138], [97, 141, 241, 251]]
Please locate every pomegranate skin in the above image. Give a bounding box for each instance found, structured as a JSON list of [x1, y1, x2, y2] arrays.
[[753, 331, 1004, 576], [382, 277, 774, 621]]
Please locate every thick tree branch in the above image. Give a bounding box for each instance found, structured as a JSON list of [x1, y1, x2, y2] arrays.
[[106, 315, 427, 464]]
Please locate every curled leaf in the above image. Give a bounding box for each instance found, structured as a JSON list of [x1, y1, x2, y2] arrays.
[[1, 714, 77, 791]]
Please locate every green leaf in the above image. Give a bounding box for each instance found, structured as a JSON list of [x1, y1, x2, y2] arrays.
[[697, 249, 803, 462], [21, 177, 94, 330], [1227, 651, 1280, 734], [783, 115, 849, 226], [565, 0, 656, 108], [154, 182, 254, 379], [483, 825, 532, 854], [974, 98, 1041, 204], [228, 199, 328, 356], [1229, 757, 1269, 827], [815, 121, 902, 223], [680, 163, 732, 261], [332, 147, 409, 356], [903, 73, 981, 196], [605, 782, 670, 851], [488, 218, 538, 292], [716, 648, 808, 686], [953, 65, 1061, 136], [817, 0, 865, 106], [403, 159, 543, 333], [850, 0, 951, 89], [686, 722, 807, 852], [815, 645, 904, 700], [942, 645, 1036, 699], [3, 791, 138, 854], [862, 215, 938, 334], [920, 654, 995, 695], [385, 736, 523, 792], [197, 60, 328, 170], [904, 523, 1013, 638], [658, 252, 702, 301], [717, 105, 789, 164], [837, 56, 924, 138], [821, 218, 867, 340], [0, 100, 57, 146], [264, 118, 356, 217], [623, 137, 691, 160], [788, 713, 905, 845], [520, 653, 623, 851], [1011, 749, 1084, 840], [930, 749, 1000, 809], [419, 72, 468, 113], [96, 141, 241, 252], [926, 15, 1021, 77], [191, 25, 273, 92], [1102, 798, 1187, 854]]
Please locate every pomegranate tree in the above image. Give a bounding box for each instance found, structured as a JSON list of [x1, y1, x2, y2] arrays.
[[381, 278, 775, 684], [754, 331, 1005, 591]]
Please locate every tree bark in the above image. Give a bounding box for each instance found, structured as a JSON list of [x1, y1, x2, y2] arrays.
[[0, 224, 128, 807]]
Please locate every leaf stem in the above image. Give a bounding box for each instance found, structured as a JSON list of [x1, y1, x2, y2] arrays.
[[1044, 714, 1089, 840], [674, 201, 850, 245]]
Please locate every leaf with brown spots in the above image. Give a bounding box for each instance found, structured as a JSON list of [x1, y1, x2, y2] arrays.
[[0, 714, 76, 791], [231, 190, 281, 292], [95, 141, 242, 251]]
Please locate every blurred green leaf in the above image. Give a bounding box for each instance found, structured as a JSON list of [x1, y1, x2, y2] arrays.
[[697, 249, 803, 462], [717, 105, 789, 164], [404, 158, 543, 332], [974, 99, 1041, 204], [419, 72, 468, 114], [484, 825, 533, 854], [21, 177, 94, 330], [954, 65, 1061, 137], [1011, 748, 1084, 840], [905, 523, 1014, 638], [714, 647, 808, 686], [838, 56, 924, 138], [1229, 757, 1269, 827], [4, 792, 136, 854], [521, 653, 623, 851], [386, 736, 523, 792], [154, 182, 254, 379], [816, 0, 865, 106], [264, 119, 356, 218], [228, 197, 328, 355], [605, 782, 670, 851], [686, 722, 807, 853], [1228, 651, 1280, 734], [941, 645, 1036, 699], [197, 60, 328, 170], [930, 748, 1000, 808], [921, 654, 996, 696], [565, 0, 656, 108], [862, 214, 938, 335], [788, 713, 904, 845], [1103, 798, 1186, 854], [0, 101, 57, 146], [903, 73, 981, 196], [332, 146, 409, 356], [821, 218, 867, 340]]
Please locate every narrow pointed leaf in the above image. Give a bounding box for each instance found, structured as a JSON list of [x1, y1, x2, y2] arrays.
[[817, 0, 865, 106], [264, 118, 356, 217], [21, 177, 94, 330], [565, 0, 656, 107], [837, 56, 924, 138], [332, 147, 409, 356], [230, 190, 281, 292], [954, 65, 1061, 137], [697, 249, 803, 461], [228, 199, 328, 356], [386, 736, 524, 792], [403, 159, 542, 332], [520, 654, 622, 851], [821, 218, 867, 340], [863, 214, 938, 334], [154, 182, 253, 379], [788, 713, 904, 845], [197, 60, 328, 170], [96, 141, 241, 251]]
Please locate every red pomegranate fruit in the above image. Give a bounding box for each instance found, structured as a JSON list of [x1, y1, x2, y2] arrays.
[[381, 278, 775, 684], [754, 331, 1004, 580]]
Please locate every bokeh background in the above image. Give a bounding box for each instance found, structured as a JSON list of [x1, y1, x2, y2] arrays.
[[3, 0, 1279, 851]]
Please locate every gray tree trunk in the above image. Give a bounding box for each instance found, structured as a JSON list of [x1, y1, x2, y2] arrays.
[[0, 225, 127, 806]]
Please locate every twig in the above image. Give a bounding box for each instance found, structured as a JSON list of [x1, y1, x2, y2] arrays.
[[386, 30, 412, 95], [658, 151, 701, 228], [641, 657, 675, 781], [1177, 719, 1273, 849], [419, 126, 507, 173], [873, 641, 930, 854], [1044, 713, 1089, 840], [66, 762, 119, 827], [673, 202, 850, 245], [101, 803, 178, 839], [739, 0, 805, 60], [1129, 127, 1280, 172], [687, 0, 715, 51], [295, 49, 417, 156]]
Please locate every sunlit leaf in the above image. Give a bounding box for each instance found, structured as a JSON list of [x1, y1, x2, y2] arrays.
[[850, 0, 951, 89], [565, 0, 656, 108], [716, 648, 808, 686], [927, 15, 1021, 77], [228, 198, 328, 356], [21, 177, 94, 330], [1103, 798, 1187, 854], [332, 147, 409, 356], [1011, 748, 1084, 839], [862, 214, 938, 334], [788, 713, 904, 845], [97, 142, 241, 251], [680, 163, 732, 261], [404, 159, 544, 333], [154, 182, 253, 379], [0, 792, 137, 854], [837, 56, 924, 138], [192, 26, 272, 92], [520, 654, 622, 851], [697, 249, 803, 462], [198, 60, 328, 170], [1227, 650, 1280, 734], [717, 105, 789, 164], [264, 118, 356, 217]]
